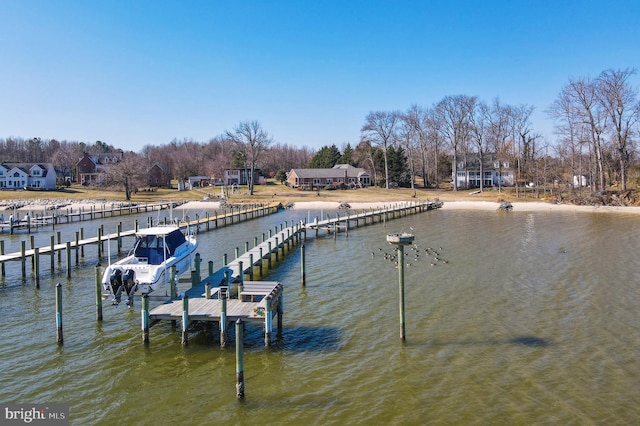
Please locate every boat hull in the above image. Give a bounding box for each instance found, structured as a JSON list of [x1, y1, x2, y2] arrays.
[[101, 228, 197, 303]]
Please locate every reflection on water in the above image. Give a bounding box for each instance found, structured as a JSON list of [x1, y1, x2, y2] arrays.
[[1, 207, 640, 424]]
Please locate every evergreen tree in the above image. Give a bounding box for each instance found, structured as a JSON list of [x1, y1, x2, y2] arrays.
[[339, 143, 354, 165], [309, 144, 341, 168]]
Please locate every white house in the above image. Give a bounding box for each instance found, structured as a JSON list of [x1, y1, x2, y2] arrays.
[[0, 163, 57, 190], [453, 155, 514, 189]]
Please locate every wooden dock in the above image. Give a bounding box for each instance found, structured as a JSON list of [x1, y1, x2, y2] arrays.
[[0, 202, 281, 280], [0, 201, 183, 234], [143, 200, 442, 346]]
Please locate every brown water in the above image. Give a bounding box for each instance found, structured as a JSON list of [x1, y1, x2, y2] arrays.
[[1, 207, 639, 425]]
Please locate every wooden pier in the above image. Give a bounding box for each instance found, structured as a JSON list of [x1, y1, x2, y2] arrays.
[[143, 200, 442, 346], [0, 201, 183, 234], [0, 202, 281, 280]]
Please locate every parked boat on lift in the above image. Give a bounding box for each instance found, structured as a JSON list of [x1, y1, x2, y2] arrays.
[[101, 225, 197, 305]]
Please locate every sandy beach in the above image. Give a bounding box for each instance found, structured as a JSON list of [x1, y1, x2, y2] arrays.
[[174, 199, 640, 215], [4, 198, 640, 216]]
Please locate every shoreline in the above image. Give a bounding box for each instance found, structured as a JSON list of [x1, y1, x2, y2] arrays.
[[3, 198, 640, 215]]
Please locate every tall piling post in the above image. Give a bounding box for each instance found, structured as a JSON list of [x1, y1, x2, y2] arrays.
[[300, 244, 306, 286], [95, 263, 103, 321], [20, 241, 26, 280], [55, 283, 63, 344], [236, 319, 245, 399], [49, 236, 55, 272], [34, 247, 40, 288], [66, 242, 71, 279], [220, 295, 227, 347], [265, 296, 272, 347], [181, 294, 189, 345], [142, 294, 150, 344], [386, 232, 414, 342]]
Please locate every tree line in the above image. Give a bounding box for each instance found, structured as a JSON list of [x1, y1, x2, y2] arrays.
[[2, 68, 638, 196]]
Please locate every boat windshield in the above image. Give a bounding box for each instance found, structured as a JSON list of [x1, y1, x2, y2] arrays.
[[131, 229, 187, 265]]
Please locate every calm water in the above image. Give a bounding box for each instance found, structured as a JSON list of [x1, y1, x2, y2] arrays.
[[1, 206, 639, 425]]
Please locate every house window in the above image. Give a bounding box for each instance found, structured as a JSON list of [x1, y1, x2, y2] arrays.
[[326, 178, 332, 184], [32, 169, 41, 176], [313, 178, 322, 185]]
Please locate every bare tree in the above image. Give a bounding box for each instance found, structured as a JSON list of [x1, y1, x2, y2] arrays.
[[225, 121, 273, 195], [565, 77, 608, 191], [361, 111, 400, 189], [105, 151, 145, 200], [436, 95, 476, 191], [597, 68, 640, 191], [470, 101, 490, 191]]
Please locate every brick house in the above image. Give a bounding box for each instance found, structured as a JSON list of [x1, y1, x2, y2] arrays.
[[76, 152, 123, 184], [286, 164, 371, 190]]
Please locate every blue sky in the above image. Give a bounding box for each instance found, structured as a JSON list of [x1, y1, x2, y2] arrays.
[[2, 0, 639, 152]]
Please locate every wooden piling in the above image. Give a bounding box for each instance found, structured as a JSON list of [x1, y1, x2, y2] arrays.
[[220, 295, 227, 347], [21, 241, 26, 279], [66, 242, 71, 279], [398, 244, 406, 341], [181, 294, 189, 345], [34, 247, 40, 288], [301, 244, 306, 286], [55, 283, 63, 344], [265, 296, 272, 347], [236, 319, 245, 398], [142, 294, 150, 343], [95, 264, 103, 321]]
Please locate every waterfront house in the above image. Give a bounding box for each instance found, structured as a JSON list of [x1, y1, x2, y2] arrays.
[[453, 154, 514, 189], [76, 151, 123, 184], [0, 162, 57, 190], [286, 164, 372, 190]]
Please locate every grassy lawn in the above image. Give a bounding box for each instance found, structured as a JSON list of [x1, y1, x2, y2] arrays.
[[0, 182, 532, 205]]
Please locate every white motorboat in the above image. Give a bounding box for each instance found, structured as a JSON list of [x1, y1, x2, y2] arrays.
[[102, 225, 198, 305]]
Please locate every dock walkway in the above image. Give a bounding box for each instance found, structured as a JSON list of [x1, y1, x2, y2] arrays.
[[145, 200, 442, 346]]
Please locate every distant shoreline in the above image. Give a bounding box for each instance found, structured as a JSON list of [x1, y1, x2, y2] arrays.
[[3, 198, 640, 215]]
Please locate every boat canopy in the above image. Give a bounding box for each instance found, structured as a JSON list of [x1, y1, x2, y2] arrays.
[[132, 228, 188, 265]]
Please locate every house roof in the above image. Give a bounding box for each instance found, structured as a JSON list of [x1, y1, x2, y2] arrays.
[[290, 164, 370, 179]]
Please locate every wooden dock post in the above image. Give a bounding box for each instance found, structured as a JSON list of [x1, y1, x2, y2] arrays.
[[194, 253, 201, 284], [0, 240, 4, 276], [95, 264, 103, 321], [398, 243, 406, 341], [34, 247, 40, 288], [66, 242, 71, 279], [97, 227, 102, 259], [170, 265, 177, 299], [49, 236, 54, 272], [274, 237, 279, 262], [267, 242, 272, 268], [236, 319, 245, 398], [117, 223, 122, 253], [57, 232, 61, 263], [208, 260, 214, 277], [301, 244, 306, 286], [265, 296, 272, 347], [249, 254, 254, 280], [55, 283, 63, 344], [142, 294, 150, 343], [21, 241, 26, 279], [75, 232, 79, 265], [181, 294, 189, 345], [277, 292, 283, 339], [30, 236, 35, 270], [80, 228, 85, 258], [259, 247, 264, 277], [220, 295, 227, 347]]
